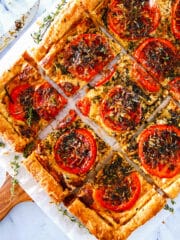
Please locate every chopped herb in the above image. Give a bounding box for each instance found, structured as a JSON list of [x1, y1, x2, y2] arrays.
[[23, 141, 36, 158], [164, 204, 174, 213], [26, 107, 39, 126], [31, 0, 68, 43], [57, 205, 84, 228], [55, 63, 69, 74], [0, 142, 5, 147]]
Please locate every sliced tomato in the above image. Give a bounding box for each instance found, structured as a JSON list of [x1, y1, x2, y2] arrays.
[[94, 172, 141, 212], [100, 86, 142, 131], [54, 128, 97, 174], [58, 82, 80, 97], [134, 38, 178, 81], [63, 33, 114, 82], [8, 84, 34, 121], [107, 0, 160, 40], [169, 77, 180, 101], [95, 66, 116, 87], [172, 0, 180, 39], [76, 97, 91, 116], [57, 110, 77, 129], [131, 63, 161, 92], [33, 82, 67, 121], [138, 125, 180, 178]]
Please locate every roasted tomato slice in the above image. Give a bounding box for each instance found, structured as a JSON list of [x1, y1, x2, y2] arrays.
[[172, 0, 180, 39], [8, 84, 34, 121], [100, 86, 142, 131], [58, 82, 80, 97], [54, 128, 97, 174], [63, 33, 114, 82], [95, 172, 141, 212], [138, 125, 180, 178], [169, 77, 180, 101], [33, 82, 67, 121], [107, 0, 160, 40], [76, 97, 91, 116], [134, 38, 178, 81], [131, 63, 160, 92], [95, 66, 116, 87]]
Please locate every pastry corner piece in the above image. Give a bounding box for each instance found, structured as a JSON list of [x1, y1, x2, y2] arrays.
[[23, 151, 68, 203], [67, 152, 166, 240]]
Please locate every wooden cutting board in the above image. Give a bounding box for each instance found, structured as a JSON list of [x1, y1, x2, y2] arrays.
[[0, 173, 32, 221]]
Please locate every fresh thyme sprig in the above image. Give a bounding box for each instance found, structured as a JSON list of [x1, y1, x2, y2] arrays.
[[0, 141, 5, 147], [164, 200, 176, 213], [31, 0, 68, 44], [10, 155, 20, 195], [57, 205, 84, 228]]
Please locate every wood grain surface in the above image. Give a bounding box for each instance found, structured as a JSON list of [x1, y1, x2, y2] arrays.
[[0, 174, 32, 221]]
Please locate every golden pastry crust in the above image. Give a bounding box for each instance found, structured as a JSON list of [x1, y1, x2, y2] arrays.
[[0, 51, 66, 152], [23, 151, 67, 203], [30, 0, 85, 62], [23, 110, 110, 203], [30, 0, 121, 97], [68, 176, 166, 240]]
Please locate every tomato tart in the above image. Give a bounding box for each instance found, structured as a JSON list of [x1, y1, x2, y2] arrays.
[[82, 0, 179, 52], [29, 0, 121, 97], [67, 152, 165, 240], [23, 110, 110, 203], [0, 52, 67, 152], [76, 54, 164, 147], [0, 0, 179, 239]]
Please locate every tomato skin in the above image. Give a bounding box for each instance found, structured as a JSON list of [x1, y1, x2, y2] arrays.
[[134, 38, 178, 81], [95, 66, 116, 87], [131, 63, 160, 93], [8, 84, 33, 121], [59, 82, 80, 97], [172, 0, 180, 39], [76, 97, 91, 116], [138, 125, 180, 178], [54, 128, 97, 175], [33, 82, 67, 121], [63, 33, 114, 82], [94, 172, 141, 212], [169, 77, 180, 101], [57, 110, 77, 129], [107, 0, 160, 40], [100, 86, 142, 131]]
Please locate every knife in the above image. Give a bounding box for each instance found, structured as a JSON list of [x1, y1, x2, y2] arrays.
[[0, 0, 40, 53]]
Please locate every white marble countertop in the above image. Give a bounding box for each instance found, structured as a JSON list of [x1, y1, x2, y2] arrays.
[[0, 1, 180, 240], [0, 1, 69, 239]]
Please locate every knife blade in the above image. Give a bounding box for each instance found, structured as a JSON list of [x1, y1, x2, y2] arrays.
[[0, 0, 40, 53]]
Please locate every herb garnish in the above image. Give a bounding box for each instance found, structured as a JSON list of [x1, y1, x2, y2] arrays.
[[57, 205, 84, 228], [10, 155, 20, 195], [23, 141, 36, 158], [164, 204, 174, 213], [31, 0, 68, 43], [0, 141, 5, 147]]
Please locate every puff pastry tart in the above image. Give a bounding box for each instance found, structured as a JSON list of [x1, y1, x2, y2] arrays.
[[0, 0, 179, 239]]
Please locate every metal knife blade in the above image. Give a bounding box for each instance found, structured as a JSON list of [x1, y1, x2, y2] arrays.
[[0, 0, 40, 53]]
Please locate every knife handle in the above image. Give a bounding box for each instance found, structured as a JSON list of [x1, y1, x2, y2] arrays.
[[0, 173, 32, 221]]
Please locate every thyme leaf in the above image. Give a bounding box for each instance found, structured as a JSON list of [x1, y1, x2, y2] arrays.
[[57, 205, 84, 228], [0, 141, 5, 147], [31, 0, 68, 44], [10, 155, 20, 196], [164, 204, 174, 213]]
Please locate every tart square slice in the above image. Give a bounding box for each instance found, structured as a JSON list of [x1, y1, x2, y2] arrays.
[[126, 98, 180, 199], [67, 152, 166, 240], [81, 0, 179, 53], [31, 0, 122, 97], [23, 110, 111, 203], [76, 53, 164, 147], [0, 52, 67, 152]]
